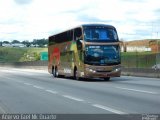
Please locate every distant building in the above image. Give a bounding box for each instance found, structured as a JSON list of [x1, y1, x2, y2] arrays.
[[2, 43, 26, 47], [30, 44, 39, 47], [149, 40, 160, 52], [12, 43, 26, 47], [121, 39, 160, 52], [2, 43, 12, 47]]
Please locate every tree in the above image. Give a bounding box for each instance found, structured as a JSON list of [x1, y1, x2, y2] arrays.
[[3, 41, 10, 44], [12, 40, 20, 44], [0, 41, 2, 46], [32, 39, 48, 47], [21, 40, 31, 47]]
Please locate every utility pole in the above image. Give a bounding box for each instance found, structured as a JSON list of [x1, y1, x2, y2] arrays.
[[157, 32, 159, 38], [151, 22, 153, 39]]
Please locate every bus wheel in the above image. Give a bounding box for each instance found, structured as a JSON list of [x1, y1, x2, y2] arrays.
[[52, 67, 55, 77], [104, 77, 110, 81], [55, 67, 59, 77], [74, 68, 79, 80]]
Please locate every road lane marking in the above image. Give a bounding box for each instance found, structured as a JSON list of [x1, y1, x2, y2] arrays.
[[92, 104, 126, 114], [0, 106, 6, 113], [45, 90, 58, 94], [24, 83, 32, 86], [115, 87, 158, 95], [33, 85, 44, 90], [62, 95, 84, 102], [15, 81, 23, 83]]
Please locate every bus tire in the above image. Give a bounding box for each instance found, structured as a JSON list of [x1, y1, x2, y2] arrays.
[[52, 67, 55, 77], [104, 77, 110, 81], [54, 67, 59, 78], [74, 67, 79, 80]]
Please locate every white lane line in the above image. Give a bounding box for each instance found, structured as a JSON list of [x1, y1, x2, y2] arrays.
[[45, 90, 58, 94], [24, 83, 32, 86], [0, 106, 6, 113], [19, 69, 48, 73], [33, 85, 44, 90], [62, 95, 84, 102], [115, 87, 158, 95], [15, 81, 23, 83], [92, 104, 126, 114]]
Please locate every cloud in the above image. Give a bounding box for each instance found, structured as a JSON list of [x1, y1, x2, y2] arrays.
[[0, 0, 160, 41], [155, 8, 160, 13], [14, 0, 32, 5], [120, 0, 148, 3], [76, 14, 113, 23]]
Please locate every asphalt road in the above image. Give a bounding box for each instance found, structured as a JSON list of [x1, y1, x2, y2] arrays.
[[0, 67, 160, 115]]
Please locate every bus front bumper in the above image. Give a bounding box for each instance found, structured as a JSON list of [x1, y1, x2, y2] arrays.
[[84, 65, 121, 78]]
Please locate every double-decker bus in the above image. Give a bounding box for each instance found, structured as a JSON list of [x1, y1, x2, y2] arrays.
[[48, 24, 121, 80]]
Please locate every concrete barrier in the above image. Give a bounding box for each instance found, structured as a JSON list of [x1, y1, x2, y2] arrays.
[[0, 61, 48, 70], [122, 68, 160, 78]]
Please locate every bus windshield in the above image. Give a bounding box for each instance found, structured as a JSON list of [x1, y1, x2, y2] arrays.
[[84, 45, 120, 65], [83, 26, 118, 42]]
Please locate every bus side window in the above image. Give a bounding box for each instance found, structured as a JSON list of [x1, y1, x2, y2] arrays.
[[74, 28, 83, 50], [67, 30, 74, 41], [74, 28, 82, 41]]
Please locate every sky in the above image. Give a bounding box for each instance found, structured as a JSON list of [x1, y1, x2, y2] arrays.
[[0, 0, 160, 42]]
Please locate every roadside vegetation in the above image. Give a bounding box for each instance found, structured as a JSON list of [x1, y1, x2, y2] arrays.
[[121, 51, 160, 68], [0, 47, 47, 62]]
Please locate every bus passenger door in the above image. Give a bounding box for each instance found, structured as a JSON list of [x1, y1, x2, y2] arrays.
[[74, 27, 84, 77]]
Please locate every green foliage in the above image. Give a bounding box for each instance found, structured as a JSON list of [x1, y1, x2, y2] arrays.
[[2, 41, 10, 44], [121, 51, 160, 68], [32, 39, 48, 47], [19, 48, 47, 62], [0, 47, 47, 62], [22, 40, 31, 47], [19, 52, 40, 61], [12, 40, 20, 44], [0, 47, 27, 62]]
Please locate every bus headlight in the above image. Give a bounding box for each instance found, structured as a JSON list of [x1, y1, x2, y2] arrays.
[[113, 67, 121, 72], [86, 68, 96, 73]]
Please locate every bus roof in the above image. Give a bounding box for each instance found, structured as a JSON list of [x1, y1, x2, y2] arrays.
[[49, 24, 116, 38], [81, 24, 115, 28]]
